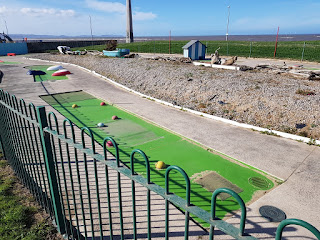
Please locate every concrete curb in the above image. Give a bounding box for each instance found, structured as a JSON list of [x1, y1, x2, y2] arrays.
[[26, 57, 320, 146]]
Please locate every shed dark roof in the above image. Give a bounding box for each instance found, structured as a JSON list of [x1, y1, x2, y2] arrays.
[[182, 40, 206, 49]]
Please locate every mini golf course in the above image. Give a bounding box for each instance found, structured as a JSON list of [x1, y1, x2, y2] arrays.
[[40, 91, 278, 225], [26, 65, 69, 82]]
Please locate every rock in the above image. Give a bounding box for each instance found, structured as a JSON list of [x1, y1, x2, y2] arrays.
[[239, 65, 254, 71], [222, 56, 238, 65], [211, 48, 221, 65], [180, 57, 192, 63], [124, 53, 137, 58], [309, 72, 320, 80], [105, 40, 117, 51]]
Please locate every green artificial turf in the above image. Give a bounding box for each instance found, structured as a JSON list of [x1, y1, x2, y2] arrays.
[[41, 91, 276, 225], [0, 61, 21, 64], [27, 65, 68, 82]]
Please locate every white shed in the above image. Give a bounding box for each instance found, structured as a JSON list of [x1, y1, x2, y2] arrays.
[[182, 40, 206, 60]]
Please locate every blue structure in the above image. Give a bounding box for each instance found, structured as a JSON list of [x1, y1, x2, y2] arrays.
[[182, 40, 206, 60], [103, 48, 130, 57], [0, 42, 28, 56]]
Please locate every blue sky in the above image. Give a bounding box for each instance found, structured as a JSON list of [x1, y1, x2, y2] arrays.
[[0, 0, 319, 36]]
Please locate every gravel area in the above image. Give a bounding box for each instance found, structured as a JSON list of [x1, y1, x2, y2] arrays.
[[32, 53, 320, 140]]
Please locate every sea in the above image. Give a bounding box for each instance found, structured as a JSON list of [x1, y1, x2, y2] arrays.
[[12, 34, 320, 42], [131, 34, 320, 42]]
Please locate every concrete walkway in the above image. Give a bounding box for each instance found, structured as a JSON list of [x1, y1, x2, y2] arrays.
[[0, 55, 319, 239]]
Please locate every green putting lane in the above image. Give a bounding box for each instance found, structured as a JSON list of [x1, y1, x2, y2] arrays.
[[0, 61, 22, 64], [41, 91, 277, 225], [27, 65, 68, 81]]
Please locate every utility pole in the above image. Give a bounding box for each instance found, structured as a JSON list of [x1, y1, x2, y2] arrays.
[[126, 0, 134, 43], [4, 20, 8, 35], [226, 5, 230, 41], [89, 15, 94, 47]]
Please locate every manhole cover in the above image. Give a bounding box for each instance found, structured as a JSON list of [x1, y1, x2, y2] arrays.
[[248, 177, 272, 190], [259, 205, 286, 222]]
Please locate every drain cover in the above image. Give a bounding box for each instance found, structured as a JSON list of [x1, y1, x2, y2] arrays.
[[259, 205, 286, 222], [248, 177, 272, 190]]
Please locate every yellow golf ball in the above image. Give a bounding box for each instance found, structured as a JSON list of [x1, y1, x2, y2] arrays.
[[155, 161, 166, 169]]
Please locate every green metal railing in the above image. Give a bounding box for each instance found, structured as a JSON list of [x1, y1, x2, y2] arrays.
[[0, 88, 319, 240]]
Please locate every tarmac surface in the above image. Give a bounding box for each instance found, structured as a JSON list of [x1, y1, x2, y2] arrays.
[[0, 54, 319, 239]]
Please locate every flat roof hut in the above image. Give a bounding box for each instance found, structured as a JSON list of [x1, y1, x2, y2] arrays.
[[182, 40, 206, 60]]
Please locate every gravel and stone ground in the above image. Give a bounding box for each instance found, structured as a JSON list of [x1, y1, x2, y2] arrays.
[[32, 53, 320, 140]]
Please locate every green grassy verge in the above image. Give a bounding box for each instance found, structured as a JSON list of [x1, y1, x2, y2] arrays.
[[0, 152, 61, 240], [72, 40, 320, 62]]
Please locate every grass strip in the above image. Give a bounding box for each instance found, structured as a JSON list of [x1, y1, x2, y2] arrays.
[[72, 40, 320, 62], [0, 152, 62, 240]]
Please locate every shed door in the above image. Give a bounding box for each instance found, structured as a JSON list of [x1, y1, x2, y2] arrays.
[[183, 49, 189, 58]]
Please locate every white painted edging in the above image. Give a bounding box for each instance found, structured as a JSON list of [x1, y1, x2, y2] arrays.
[[193, 61, 240, 70], [26, 57, 320, 146]]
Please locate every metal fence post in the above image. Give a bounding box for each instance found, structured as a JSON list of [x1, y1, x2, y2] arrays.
[[0, 135, 5, 159], [301, 42, 306, 62], [36, 106, 66, 234], [206, 41, 208, 55], [275, 219, 320, 240], [227, 41, 229, 56]]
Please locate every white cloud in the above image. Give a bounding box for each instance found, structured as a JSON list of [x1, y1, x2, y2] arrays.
[[0, 1, 157, 36], [0, 6, 8, 14], [0, 5, 75, 17], [86, 0, 125, 14], [133, 11, 157, 21], [20, 8, 75, 17], [86, 0, 157, 21]]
